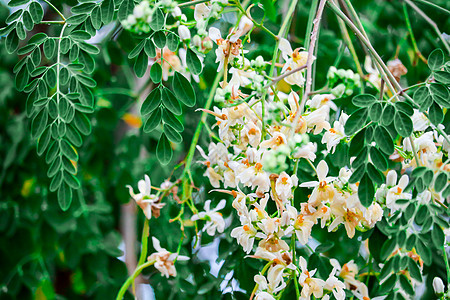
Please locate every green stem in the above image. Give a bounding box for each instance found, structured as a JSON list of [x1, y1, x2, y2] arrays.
[[116, 260, 156, 300], [137, 219, 150, 266], [183, 70, 223, 176], [404, 0, 450, 55], [250, 261, 272, 300], [403, 3, 427, 64], [177, 0, 209, 8], [333, 0, 364, 80], [42, 0, 66, 21], [234, 1, 278, 41], [443, 245, 450, 286], [412, 0, 450, 15], [304, 0, 319, 49], [327, 1, 400, 97]]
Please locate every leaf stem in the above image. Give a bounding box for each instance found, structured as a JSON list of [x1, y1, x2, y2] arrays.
[[42, 0, 66, 21], [116, 260, 156, 300], [137, 219, 150, 266]]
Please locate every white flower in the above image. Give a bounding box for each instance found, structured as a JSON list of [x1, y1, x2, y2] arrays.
[[148, 237, 189, 278], [231, 222, 256, 253], [433, 277, 445, 294], [298, 256, 325, 299], [321, 113, 348, 153], [300, 160, 336, 206], [304, 106, 331, 134], [254, 264, 287, 295], [307, 94, 337, 111], [191, 199, 226, 236], [386, 174, 411, 211], [178, 25, 191, 41], [126, 175, 165, 219], [278, 38, 308, 86], [194, 3, 210, 21], [324, 268, 346, 300], [275, 172, 298, 203]]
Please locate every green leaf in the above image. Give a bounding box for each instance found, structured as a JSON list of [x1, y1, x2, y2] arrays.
[[432, 225, 445, 248], [143, 107, 162, 133], [407, 257, 422, 282], [73, 112, 91, 135], [150, 63, 162, 83], [50, 170, 63, 192], [161, 87, 181, 115], [29, 2, 44, 23], [434, 71, 450, 84], [91, 6, 102, 30], [66, 125, 83, 147], [162, 109, 184, 132], [394, 101, 413, 116], [134, 51, 148, 78], [32, 108, 48, 139], [381, 104, 395, 126], [399, 274, 414, 295], [128, 39, 146, 59], [172, 72, 196, 107], [428, 102, 443, 125], [153, 31, 166, 49], [380, 237, 396, 261], [60, 140, 78, 161], [70, 30, 91, 41], [58, 182, 73, 211], [435, 172, 448, 192], [66, 14, 89, 25], [358, 173, 374, 207], [37, 126, 51, 156], [22, 11, 34, 31], [15, 66, 29, 91], [141, 88, 162, 116], [78, 42, 99, 55], [369, 102, 382, 122], [374, 125, 394, 155], [6, 9, 23, 23], [72, 2, 96, 14], [352, 94, 376, 107], [429, 83, 450, 108], [43, 38, 56, 59], [16, 22, 26, 40], [378, 274, 397, 294], [428, 48, 444, 71], [370, 146, 388, 171], [8, 0, 29, 7], [416, 238, 431, 265], [344, 108, 368, 136], [351, 147, 367, 169], [150, 8, 165, 31], [163, 123, 182, 143], [166, 32, 179, 52], [366, 163, 384, 185], [118, 0, 134, 21], [144, 39, 156, 57], [101, 0, 114, 24], [186, 48, 203, 75], [349, 164, 365, 184], [394, 111, 413, 137], [314, 241, 334, 253], [157, 134, 173, 165], [6, 29, 19, 54], [64, 173, 80, 189]]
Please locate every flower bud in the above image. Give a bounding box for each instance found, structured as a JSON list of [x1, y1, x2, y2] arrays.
[[203, 40, 213, 50], [433, 277, 445, 295], [172, 7, 181, 17], [133, 5, 144, 19], [192, 35, 202, 48], [178, 25, 191, 41]]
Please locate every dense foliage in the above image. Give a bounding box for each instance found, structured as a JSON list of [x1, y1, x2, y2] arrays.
[[0, 0, 449, 299]]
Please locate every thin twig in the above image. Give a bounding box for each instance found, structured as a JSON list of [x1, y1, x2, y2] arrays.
[[265, 64, 306, 88], [299, 0, 328, 114], [404, 0, 450, 55]]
